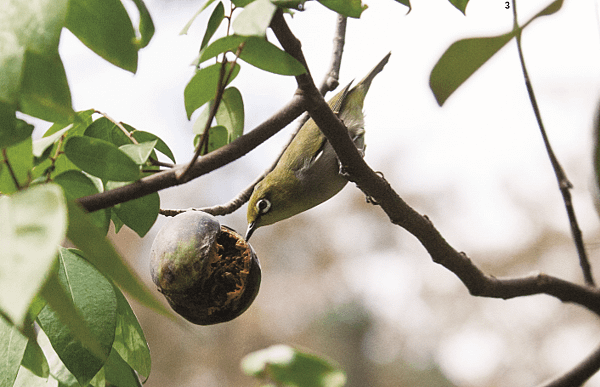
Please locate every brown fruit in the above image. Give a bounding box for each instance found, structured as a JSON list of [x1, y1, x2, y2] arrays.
[[150, 211, 260, 325]]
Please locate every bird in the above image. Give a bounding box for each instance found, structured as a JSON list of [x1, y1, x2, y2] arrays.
[[246, 52, 391, 240]]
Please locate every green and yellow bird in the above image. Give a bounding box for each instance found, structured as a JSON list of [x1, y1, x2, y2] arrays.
[[246, 53, 391, 240]]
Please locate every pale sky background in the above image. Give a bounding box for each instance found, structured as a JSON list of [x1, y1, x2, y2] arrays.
[[47, 0, 600, 385]]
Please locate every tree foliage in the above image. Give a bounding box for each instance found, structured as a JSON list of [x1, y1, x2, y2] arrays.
[[1, 0, 597, 386]]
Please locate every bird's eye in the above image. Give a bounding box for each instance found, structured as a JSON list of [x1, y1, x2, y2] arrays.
[[256, 198, 271, 214]]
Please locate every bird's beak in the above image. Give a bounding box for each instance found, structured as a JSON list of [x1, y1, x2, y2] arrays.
[[245, 221, 257, 241]]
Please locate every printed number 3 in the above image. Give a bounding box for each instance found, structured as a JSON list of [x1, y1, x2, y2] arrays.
[[505, 1, 510, 8]]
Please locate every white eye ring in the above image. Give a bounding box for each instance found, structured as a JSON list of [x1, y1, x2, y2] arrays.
[[256, 198, 271, 214]]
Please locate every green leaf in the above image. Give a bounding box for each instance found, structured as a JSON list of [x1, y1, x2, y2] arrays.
[[201, 1, 225, 50], [233, 0, 277, 37], [534, 0, 564, 18], [0, 136, 33, 194], [107, 181, 160, 237], [0, 103, 17, 146], [119, 140, 158, 165], [199, 35, 306, 76], [20, 335, 49, 378], [193, 87, 244, 140], [25, 296, 47, 324], [64, 136, 141, 181], [33, 110, 96, 176], [393, 0, 411, 10], [0, 184, 66, 326], [65, 200, 174, 319], [184, 62, 241, 119], [242, 345, 347, 387], [53, 170, 110, 234], [112, 286, 151, 379], [53, 170, 100, 200], [193, 125, 229, 154], [38, 271, 106, 378], [88, 367, 106, 387], [37, 248, 117, 386], [111, 209, 125, 234], [0, 103, 34, 149], [84, 117, 132, 147], [130, 0, 155, 49], [0, 0, 68, 106], [192, 100, 215, 135], [232, 36, 306, 75], [43, 109, 95, 138], [131, 130, 176, 163], [36, 328, 80, 386], [0, 316, 29, 387], [19, 51, 74, 123], [448, 0, 468, 14], [180, 0, 219, 35], [232, 0, 255, 6], [318, 0, 367, 18], [272, 0, 308, 10], [429, 0, 564, 105], [217, 87, 244, 138], [429, 31, 514, 106], [104, 348, 142, 387], [65, 0, 138, 73], [198, 34, 247, 64]]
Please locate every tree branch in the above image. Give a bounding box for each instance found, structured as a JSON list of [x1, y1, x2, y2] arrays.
[[78, 10, 349, 218], [319, 14, 347, 95], [269, 3, 600, 317], [175, 12, 349, 217], [512, 0, 594, 286], [76, 94, 306, 213]]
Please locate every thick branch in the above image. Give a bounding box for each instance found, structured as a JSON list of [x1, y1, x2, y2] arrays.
[[269, 5, 600, 317]]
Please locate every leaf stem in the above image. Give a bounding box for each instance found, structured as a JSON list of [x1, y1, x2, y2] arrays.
[[512, 0, 594, 286], [179, 45, 243, 183], [96, 110, 139, 145], [2, 148, 22, 190]]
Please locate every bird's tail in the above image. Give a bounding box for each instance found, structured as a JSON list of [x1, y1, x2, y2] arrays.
[[341, 52, 391, 114], [356, 52, 392, 94]]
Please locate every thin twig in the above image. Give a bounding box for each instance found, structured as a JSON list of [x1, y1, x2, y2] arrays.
[[178, 61, 229, 182], [159, 171, 265, 217], [148, 159, 174, 169], [319, 14, 347, 95], [512, 0, 594, 286], [96, 111, 139, 145], [45, 134, 67, 182], [179, 43, 244, 183], [2, 148, 22, 190], [96, 110, 171, 169], [162, 12, 349, 217]]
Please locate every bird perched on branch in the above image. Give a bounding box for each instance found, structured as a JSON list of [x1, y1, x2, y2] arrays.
[[246, 52, 391, 240]]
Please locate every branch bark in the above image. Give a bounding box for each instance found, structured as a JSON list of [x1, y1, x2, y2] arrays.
[[269, 6, 600, 317], [76, 6, 600, 386]]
